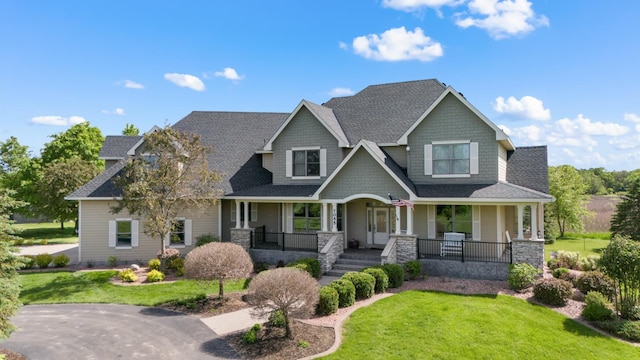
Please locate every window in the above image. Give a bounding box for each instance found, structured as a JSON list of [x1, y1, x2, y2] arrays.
[[294, 150, 320, 176], [436, 205, 472, 239], [293, 203, 321, 233], [424, 142, 478, 176], [285, 148, 327, 178], [170, 220, 185, 246], [116, 221, 132, 247], [231, 202, 258, 223]]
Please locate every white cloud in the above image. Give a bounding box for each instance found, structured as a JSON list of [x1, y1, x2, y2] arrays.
[[609, 134, 640, 150], [123, 80, 144, 89], [102, 108, 125, 116], [352, 27, 443, 62], [329, 88, 355, 97], [31, 115, 87, 126], [493, 95, 550, 121], [624, 113, 640, 132], [455, 0, 549, 39], [382, 0, 463, 11], [509, 124, 543, 143], [554, 114, 629, 137], [214, 67, 243, 81], [164, 73, 206, 91], [338, 41, 349, 50]]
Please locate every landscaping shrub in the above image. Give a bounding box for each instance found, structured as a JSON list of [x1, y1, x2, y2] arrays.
[[547, 258, 560, 270], [34, 253, 53, 269], [148, 259, 161, 271], [362, 267, 389, 293], [253, 261, 270, 273], [580, 255, 599, 271], [574, 271, 616, 300], [107, 256, 118, 267], [316, 286, 339, 316], [13, 238, 24, 246], [286, 257, 321, 279], [507, 263, 541, 291], [195, 233, 220, 247], [592, 320, 640, 342], [52, 254, 70, 268], [146, 269, 165, 283], [329, 279, 356, 308], [552, 267, 570, 279], [268, 309, 287, 328], [157, 248, 180, 261], [276, 260, 285, 268], [381, 264, 404, 288], [556, 250, 581, 270], [242, 327, 258, 344], [168, 257, 184, 272], [404, 260, 423, 280], [118, 269, 138, 282], [21, 255, 35, 270], [40, 239, 48, 245], [342, 271, 375, 300], [582, 291, 615, 321], [533, 278, 573, 306]]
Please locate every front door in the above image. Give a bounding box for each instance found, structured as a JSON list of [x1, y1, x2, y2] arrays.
[[367, 208, 389, 246]]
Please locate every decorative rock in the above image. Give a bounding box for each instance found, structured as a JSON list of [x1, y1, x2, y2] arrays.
[[130, 264, 140, 271]]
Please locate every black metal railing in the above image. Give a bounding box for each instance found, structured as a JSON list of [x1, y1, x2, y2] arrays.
[[417, 238, 512, 264], [251, 227, 318, 253]]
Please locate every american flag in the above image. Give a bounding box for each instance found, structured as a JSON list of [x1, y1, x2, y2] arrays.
[[389, 193, 414, 209]]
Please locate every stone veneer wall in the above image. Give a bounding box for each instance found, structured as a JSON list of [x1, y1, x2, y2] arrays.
[[230, 228, 252, 251], [381, 238, 397, 265], [393, 234, 418, 264], [318, 232, 344, 273], [512, 239, 545, 269]]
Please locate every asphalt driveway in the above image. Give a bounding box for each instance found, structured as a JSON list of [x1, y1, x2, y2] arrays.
[[3, 304, 239, 359]]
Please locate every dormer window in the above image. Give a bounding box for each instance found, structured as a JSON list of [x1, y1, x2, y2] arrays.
[[286, 147, 327, 179], [425, 141, 478, 177]]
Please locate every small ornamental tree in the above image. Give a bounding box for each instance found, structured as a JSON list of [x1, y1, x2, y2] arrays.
[[184, 242, 252, 299], [112, 127, 223, 266], [248, 267, 320, 338], [598, 235, 640, 319]]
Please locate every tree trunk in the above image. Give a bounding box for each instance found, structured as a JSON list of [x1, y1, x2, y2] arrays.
[[218, 279, 224, 299], [284, 312, 292, 338], [60, 221, 64, 230]]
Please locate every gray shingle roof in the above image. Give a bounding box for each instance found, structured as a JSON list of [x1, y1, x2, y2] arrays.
[[227, 184, 320, 197], [66, 160, 125, 199], [506, 146, 549, 194], [98, 136, 142, 158], [171, 111, 289, 194], [415, 182, 553, 200], [323, 79, 446, 144]]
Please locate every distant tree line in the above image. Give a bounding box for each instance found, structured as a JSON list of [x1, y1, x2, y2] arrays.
[[578, 167, 640, 195]]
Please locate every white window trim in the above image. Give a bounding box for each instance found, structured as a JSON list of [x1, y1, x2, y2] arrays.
[[231, 203, 258, 223], [109, 218, 139, 250], [286, 147, 327, 179], [165, 218, 192, 248], [425, 141, 478, 177]]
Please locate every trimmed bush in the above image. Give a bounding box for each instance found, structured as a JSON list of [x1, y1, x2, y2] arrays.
[[580, 255, 599, 271], [21, 255, 35, 270], [342, 271, 375, 300], [593, 320, 640, 342], [362, 267, 389, 293], [533, 278, 573, 306], [552, 267, 570, 279], [242, 328, 258, 344], [13, 238, 24, 246], [575, 271, 615, 300], [547, 258, 560, 270], [329, 279, 356, 308], [52, 254, 70, 268], [286, 258, 321, 279], [148, 259, 161, 271], [404, 260, 423, 280], [316, 286, 339, 316], [268, 309, 286, 328], [146, 269, 165, 283], [507, 263, 541, 291], [118, 269, 138, 282], [40, 239, 48, 245], [34, 253, 53, 269], [107, 256, 118, 267], [380, 264, 404, 288], [157, 248, 180, 261], [582, 291, 615, 321], [253, 261, 270, 273], [195, 233, 220, 247], [556, 250, 581, 270], [168, 257, 184, 273]]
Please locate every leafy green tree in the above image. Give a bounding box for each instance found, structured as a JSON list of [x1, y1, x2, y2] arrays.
[[0, 188, 26, 339], [122, 123, 140, 136], [36, 157, 101, 230], [547, 165, 591, 237], [598, 236, 640, 319], [112, 127, 223, 261], [0, 136, 30, 176], [610, 177, 640, 241], [40, 122, 104, 165], [0, 137, 35, 215]]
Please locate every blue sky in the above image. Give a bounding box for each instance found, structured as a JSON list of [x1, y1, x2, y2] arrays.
[[1, 1, 639, 171]]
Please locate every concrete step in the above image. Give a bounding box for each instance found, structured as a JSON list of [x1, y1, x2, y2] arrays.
[[334, 258, 380, 267], [331, 263, 376, 272], [325, 269, 350, 277]]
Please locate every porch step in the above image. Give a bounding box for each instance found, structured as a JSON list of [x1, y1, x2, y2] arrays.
[[325, 251, 381, 277]]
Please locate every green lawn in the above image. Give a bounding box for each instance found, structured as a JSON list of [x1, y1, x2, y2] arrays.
[[322, 291, 639, 360], [545, 234, 610, 261], [19, 270, 248, 306], [13, 222, 78, 245]]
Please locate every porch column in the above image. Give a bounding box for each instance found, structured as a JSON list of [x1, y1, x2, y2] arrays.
[[243, 201, 249, 229], [331, 202, 338, 232], [235, 201, 241, 229], [517, 204, 524, 239], [322, 203, 328, 232], [406, 207, 413, 235], [538, 203, 545, 240], [395, 206, 401, 235], [530, 204, 538, 240]]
